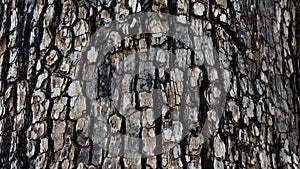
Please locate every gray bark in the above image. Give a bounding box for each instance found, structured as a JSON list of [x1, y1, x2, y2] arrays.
[[0, 0, 299, 168]]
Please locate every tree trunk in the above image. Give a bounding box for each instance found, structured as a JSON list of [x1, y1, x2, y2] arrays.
[[0, 0, 299, 168]]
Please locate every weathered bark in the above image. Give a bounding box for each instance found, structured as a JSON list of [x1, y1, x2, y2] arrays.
[[0, 0, 299, 168]]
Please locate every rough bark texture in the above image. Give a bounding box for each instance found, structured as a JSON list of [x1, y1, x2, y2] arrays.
[[0, 0, 299, 169]]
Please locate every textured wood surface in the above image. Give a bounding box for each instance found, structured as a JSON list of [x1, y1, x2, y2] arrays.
[[0, 0, 299, 168]]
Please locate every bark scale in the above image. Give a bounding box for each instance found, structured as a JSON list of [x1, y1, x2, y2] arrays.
[[0, 0, 299, 168]]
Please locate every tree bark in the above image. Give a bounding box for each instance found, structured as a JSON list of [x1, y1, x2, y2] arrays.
[[0, 0, 299, 168]]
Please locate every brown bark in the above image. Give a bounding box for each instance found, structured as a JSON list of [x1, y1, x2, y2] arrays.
[[0, 0, 299, 168]]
